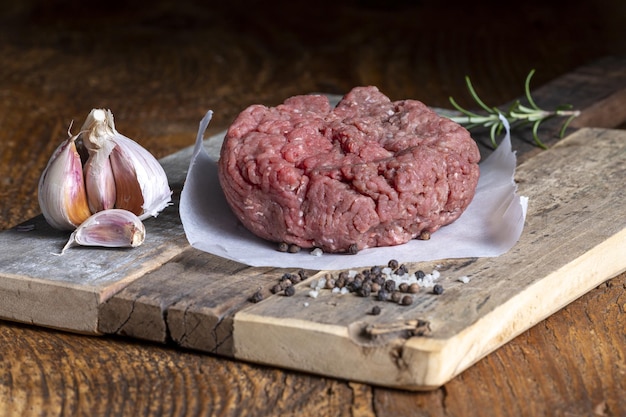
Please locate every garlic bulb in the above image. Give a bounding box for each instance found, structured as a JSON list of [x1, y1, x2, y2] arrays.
[[39, 109, 172, 231], [60, 209, 146, 254]]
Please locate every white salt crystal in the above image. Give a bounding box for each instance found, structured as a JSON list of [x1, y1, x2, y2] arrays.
[[310, 248, 323, 256], [458, 275, 471, 284]]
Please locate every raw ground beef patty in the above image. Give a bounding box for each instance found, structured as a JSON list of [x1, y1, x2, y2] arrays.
[[218, 86, 480, 253]]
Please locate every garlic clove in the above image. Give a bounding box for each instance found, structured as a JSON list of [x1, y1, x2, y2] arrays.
[[60, 208, 146, 254], [84, 147, 117, 213], [38, 134, 92, 230], [109, 144, 145, 216]]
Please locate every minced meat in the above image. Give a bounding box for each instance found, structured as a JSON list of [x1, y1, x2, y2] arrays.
[[218, 86, 480, 253]]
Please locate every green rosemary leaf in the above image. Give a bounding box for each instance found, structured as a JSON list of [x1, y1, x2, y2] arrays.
[[446, 70, 579, 149]]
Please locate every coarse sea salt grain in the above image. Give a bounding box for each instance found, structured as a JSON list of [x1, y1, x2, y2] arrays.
[[308, 290, 319, 298], [310, 248, 323, 256], [458, 275, 471, 284]]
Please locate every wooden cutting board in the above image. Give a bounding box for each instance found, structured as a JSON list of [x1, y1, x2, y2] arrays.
[[0, 57, 625, 390]]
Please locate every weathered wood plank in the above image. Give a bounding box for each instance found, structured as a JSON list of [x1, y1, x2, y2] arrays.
[[231, 128, 626, 389], [99, 127, 626, 389]]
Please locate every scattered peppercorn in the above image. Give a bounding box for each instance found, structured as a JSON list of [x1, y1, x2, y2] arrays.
[[390, 291, 402, 303], [396, 264, 409, 276], [287, 244, 301, 253], [398, 282, 409, 293], [249, 289, 264, 303], [419, 231, 431, 240], [384, 279, 396, 292], [324, 276, 336, 289], [377, 289, 390, 301], [270, 284, 283, 294], [357, 283, 372, 297], [433, 284, 444, 295], [370, 305, 382, 315], [348, 243, 359, 254], [284, 285, 296, 297], [388, 259, 399, 270], [335, 276, 346, 288], [415, 270, 426, 280], [348, 278, 363, 292], [401, 295, 414, 306], [277, 242, 289, 252], [408, 283, 420, 293]]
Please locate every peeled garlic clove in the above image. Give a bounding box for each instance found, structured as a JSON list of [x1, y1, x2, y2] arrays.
[[60, 209, 146, 254], [80, 109, 172, 219], [38, 134, 92, 230]]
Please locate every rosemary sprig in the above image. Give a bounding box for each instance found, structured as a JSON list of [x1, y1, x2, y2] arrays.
[[448, 69, 580, 149]]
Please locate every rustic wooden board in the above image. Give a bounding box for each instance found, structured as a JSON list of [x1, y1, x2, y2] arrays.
[[0, 57, 624, 387], [99, 127, 626, 390]]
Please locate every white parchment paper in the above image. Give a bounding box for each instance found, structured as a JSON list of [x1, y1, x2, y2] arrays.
[[180, 110, 528, 270]]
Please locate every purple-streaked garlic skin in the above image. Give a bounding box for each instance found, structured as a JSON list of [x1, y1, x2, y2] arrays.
[[38, 108, 172, 233], [60, 209, 145, 254]]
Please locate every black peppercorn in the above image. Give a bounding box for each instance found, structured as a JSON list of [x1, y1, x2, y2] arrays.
[[384, 279, 396, 292], [249, 289, 264, 303], [433, 284, 444, 295], [348, 278, 363, 292], [278, 242, 289, 252], [400, 295, 413, 306], [297, 269, 308, 281], [284, 285, 296, 297], [377, 289, 390, 301], [348, 243, 359, 254], [398, 283, 409, 293], [388, 259, 399, 270], [357, 283, 371, 297], [370, 305, 382, 315], [270, 284, 283, 294], [415, 270, 426, 280], [390, 291, 402, 303], [288, 244, 301, 253], [408, 283, 420, 293]]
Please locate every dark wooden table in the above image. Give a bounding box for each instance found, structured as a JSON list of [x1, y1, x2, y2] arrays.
[[1, 0, 625, 415]]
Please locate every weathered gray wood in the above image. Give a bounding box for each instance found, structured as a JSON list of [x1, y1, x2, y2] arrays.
[[0, 210, 189, 332]]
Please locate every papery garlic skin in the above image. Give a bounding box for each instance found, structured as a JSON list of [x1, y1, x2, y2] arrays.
[[61, 209, 146, 254], [38, 134, 92, 230], [79, 109, 172, 220]]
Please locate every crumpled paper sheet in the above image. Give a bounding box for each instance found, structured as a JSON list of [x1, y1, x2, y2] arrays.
[[180, 110, 528, 270]]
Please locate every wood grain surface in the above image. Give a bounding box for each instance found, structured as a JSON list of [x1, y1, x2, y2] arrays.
[[1, 0, 625, 415]]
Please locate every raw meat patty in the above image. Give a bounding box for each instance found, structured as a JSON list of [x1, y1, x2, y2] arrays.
[[218, 86, 480, 253]]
